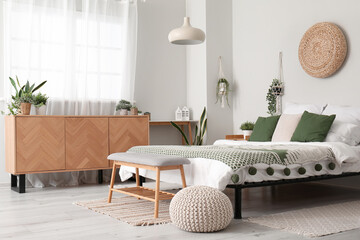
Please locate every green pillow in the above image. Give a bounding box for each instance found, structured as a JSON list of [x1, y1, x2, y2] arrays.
[[249, 115, 280, 141], [291, 111, 335, 142]]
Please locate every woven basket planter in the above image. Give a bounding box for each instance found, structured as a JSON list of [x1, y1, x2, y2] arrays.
[[169, 185, 233, 232], [298, 22, 347, 78]]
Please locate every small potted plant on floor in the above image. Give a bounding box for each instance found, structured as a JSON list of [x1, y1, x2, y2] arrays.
[[33, 93, 49, 115], [240, 121, 255, 140], [116, 99, 132, 115]]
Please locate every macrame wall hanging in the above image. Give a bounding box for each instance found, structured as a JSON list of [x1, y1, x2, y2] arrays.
[[216, 56, 230, 108], [266, 52, 284, 115], [274, 52, 284, 114]]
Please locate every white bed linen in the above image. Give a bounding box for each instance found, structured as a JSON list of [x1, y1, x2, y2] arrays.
[[119, 140, 360, 191]]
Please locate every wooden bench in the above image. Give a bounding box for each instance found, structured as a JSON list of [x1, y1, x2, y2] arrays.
[[107, 152, 190, 218]]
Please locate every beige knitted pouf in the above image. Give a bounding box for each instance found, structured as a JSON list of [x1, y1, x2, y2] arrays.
[[169, 185, 233, 232]]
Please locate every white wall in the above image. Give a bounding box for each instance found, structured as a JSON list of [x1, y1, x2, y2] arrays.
[[186, 0, 207, 122], [186, 0, 233, 144], [205, 0, 233, 144], [232, 0, 360, 132], [135, 0, 187, 145]]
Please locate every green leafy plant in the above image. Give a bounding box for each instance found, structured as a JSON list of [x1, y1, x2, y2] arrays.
[[9, 76, 47, 100], [3, 76, 47, 115], [216, 78, 230, 107], [18, 93, 34, 104], [171, 107, 207, 145], [116, 99, 132, 111], [33, 92, 49, 107], [266, 78, 282, 116], [240, 121, 255, 130]]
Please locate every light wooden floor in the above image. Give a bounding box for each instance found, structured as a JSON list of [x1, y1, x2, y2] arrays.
[[0, 179, 360, 240]]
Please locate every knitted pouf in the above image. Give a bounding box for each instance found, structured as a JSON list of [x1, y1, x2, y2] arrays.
[[169, 185, 233, 232]]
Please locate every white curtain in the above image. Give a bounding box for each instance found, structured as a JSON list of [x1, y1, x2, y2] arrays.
[[3, 0, 138, 187]]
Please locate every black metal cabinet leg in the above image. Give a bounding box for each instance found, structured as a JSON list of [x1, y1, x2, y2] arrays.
[[139, 176, 145, 187], [11, 174, 25, 193], [98, 170, 103, 184], [234, 187, 242, 219]]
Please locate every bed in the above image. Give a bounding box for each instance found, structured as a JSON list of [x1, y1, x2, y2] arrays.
[[119, 140, 360, 218], [118, 103, 360, 219]]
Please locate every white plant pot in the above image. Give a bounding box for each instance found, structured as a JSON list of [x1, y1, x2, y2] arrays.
[[119, 109, 128, 115], [35, 105, 47, 115], [242, 130, 253, 139]]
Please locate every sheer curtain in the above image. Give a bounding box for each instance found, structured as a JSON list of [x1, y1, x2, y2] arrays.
[[3, 0, 138, 187]]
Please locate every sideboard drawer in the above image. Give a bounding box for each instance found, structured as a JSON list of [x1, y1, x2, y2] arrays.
[[65, 118, 109, 170], [16, 117, 65, 172]]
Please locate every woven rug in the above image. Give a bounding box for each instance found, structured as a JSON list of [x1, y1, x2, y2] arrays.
[[75, 196, 171, 226], [246, 200, 360, 237]]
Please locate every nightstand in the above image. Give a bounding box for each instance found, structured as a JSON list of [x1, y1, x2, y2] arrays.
[[225, 134, 249, 141]]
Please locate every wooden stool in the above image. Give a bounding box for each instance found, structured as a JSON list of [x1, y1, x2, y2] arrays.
[[107, 153, 190, 218]]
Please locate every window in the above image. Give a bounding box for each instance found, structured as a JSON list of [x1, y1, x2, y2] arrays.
[[4, 0, 137, 102]]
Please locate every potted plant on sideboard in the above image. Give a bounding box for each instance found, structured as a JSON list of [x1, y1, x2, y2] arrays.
[[18, 93, 33, 115], [116, 99, 132, 115], [33, 93, 49, 115], [7, 76, 47, 115], [240, 121, 255, 140]]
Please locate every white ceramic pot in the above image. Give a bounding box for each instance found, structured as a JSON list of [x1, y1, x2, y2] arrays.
[[242, 130, 253, 139], [35, 105, 47, 115], [119, 109, 128, 115]]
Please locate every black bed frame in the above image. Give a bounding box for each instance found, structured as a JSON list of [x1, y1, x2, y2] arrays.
[[227, 172, 360, 219]]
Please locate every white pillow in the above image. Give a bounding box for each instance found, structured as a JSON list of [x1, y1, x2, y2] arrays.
[[323, 105, 360, 125], [272, 114, 302, 142], [283, 102, 325, 114], [325, 121, 360, 146]]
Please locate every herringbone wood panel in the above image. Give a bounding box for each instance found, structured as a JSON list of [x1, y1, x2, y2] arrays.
[[66, 118, 109, 169], [109, 118, 149, 166], [16, 118, 65, 172]]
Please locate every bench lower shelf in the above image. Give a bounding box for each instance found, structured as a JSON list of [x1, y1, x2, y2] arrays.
[[112, 186, 175, 202]]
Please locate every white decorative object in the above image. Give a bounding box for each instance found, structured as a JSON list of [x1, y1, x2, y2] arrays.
[[35, 105, 47, 115], [242, 130, 253, 139], [175, 107, 182, 121], [168, 17, 205, 45], [169, 185, 233, 232], [182, 106, 189, 121], [119, 109, 128, 116]]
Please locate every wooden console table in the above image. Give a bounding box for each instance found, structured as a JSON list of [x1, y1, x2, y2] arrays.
[[225, 134, 249, 141], [150, 120, 198, 145], [5, 115, 149, 193]]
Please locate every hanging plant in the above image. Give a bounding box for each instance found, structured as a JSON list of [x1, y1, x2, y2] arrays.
[[216, 78, 230, 108], [216, 56, 230, 108], [266, 78, 283, 116]]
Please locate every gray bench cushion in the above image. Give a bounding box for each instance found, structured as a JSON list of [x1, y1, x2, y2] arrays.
[[108, 152, 190, 166]]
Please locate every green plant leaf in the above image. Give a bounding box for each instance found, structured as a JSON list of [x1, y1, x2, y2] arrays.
[[9, 77, 18, 93], [29, 83, 35, 92], [192, 125, 198, 145], [16, 76, 21, 87], [25, 81, 30, 93], [170, 121, 189, 145], [199, 118, 207, 144], [32, 80, 47, 93]]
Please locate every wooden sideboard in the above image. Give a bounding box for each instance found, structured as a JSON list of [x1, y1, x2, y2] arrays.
[[5, 115, 149, 193]]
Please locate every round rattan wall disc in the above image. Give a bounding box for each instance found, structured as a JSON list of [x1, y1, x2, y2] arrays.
[[298, 22, 347, 78]]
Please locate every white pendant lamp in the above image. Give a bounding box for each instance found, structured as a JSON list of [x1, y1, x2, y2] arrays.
[[168, 17, 205, 45]]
